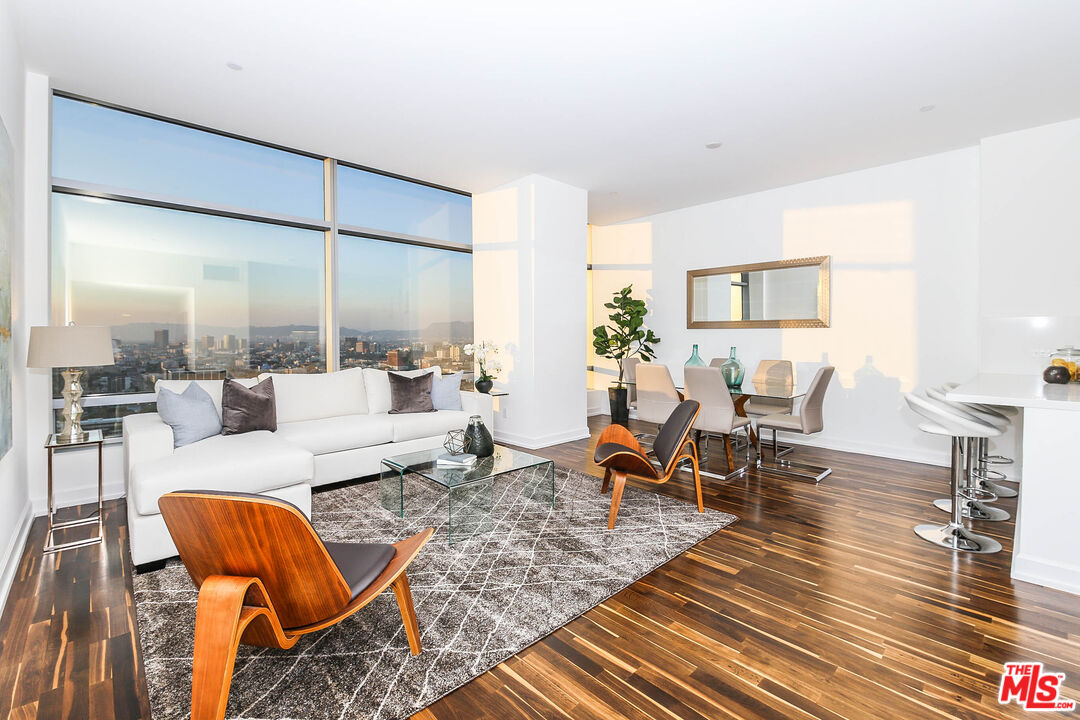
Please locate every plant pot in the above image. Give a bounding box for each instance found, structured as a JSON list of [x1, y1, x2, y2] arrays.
[[475, 379, 493, 394], [608, 387, 629, 426]]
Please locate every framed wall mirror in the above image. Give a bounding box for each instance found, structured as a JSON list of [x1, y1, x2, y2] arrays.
[[687, 256, 830, 329]]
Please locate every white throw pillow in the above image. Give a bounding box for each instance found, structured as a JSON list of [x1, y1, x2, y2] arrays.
[[258, 368, 369, 423], [363, 366, 440, 415]]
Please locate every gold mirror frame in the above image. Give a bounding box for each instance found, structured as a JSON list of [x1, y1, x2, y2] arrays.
[[686, 256, 830, 329]]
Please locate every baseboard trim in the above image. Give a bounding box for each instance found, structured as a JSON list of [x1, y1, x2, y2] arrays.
[[0, 500, 34, 616], [767, 431, 949, 468], [31, 487, 126, 516], [495, 427, 591, 450], [1011, 554, 1080, 596]]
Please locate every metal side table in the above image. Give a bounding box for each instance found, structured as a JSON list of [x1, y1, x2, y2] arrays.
[[44, 430, 104, 554]]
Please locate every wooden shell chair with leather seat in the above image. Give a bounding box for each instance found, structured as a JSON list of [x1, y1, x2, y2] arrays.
[[158, 490, 434, 720], [593, 399, 703, 529]]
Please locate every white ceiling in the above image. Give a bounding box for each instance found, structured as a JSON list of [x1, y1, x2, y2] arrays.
[[9, 0, 1080, 224]]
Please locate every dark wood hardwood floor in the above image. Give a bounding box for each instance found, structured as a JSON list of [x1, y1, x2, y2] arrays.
[[2, 417, 1078, 719]]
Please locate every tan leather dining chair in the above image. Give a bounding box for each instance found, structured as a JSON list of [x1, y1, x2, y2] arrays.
[[635, 363, 681, 426], [756, 366, 835, 482], [743, 360, 794, 417], [683, 366, 752, 478]]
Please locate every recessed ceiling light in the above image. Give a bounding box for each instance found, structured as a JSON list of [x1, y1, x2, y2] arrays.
[[704, 141, 724, 150], [226, 62, 243, 71], [919, 105, 935, 112]]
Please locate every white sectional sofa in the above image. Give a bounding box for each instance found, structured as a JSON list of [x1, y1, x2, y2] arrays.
[[122, 367, 493, 566]]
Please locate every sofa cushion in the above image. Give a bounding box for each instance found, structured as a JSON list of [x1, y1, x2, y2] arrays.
[[258, 368, 368, 423], [387, 410, 470, 443], [431, 371, 464, 411], [222, 377, 277, 434], [155, 377, 258, 422], [388, 372, 436, 414], [155, 382, 222, 448], [274, 415, 394, 455], [131, 431, 313, 516], [363, 367, 440, 415]]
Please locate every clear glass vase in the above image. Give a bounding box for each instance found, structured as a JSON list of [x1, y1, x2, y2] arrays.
[[685, 344, 706, 367], [720, 346, 745, 388]]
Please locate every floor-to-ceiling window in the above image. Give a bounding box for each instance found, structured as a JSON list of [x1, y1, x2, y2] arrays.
[[50, 93, 472, 436]]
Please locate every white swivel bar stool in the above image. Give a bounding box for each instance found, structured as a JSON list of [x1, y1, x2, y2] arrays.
[[929, 386, 1017, 499], [942, 381, 1019, 468], [923, 387, 1010, 521], [904, 393, 1003, 554]]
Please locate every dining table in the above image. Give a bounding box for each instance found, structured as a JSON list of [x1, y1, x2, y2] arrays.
[[613, 378, 805, 476]]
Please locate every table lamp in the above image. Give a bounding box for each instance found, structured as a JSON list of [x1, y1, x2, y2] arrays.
[[27, 323, 115, 443]]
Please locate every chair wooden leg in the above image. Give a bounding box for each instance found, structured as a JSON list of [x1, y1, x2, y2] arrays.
[[607, 471, 627, 530], [600, 467, 612, 494], [391, 572, 422, 656], [687, 442, 704, 513], [191, 576, 258, 720], [723, 435, 735, 471]]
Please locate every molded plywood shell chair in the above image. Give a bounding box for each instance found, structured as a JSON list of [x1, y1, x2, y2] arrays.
[[159, 491, 433, 720], [593, 400, 702, 529]]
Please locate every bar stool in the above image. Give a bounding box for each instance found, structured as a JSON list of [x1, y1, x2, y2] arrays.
[[928, 386, 1017, 499], [942, 381, 1018, 467], [904, 393, 1002, 553]]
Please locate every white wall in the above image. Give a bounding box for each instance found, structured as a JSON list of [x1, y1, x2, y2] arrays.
[[0, 0, 31, 611], [474, 174, 589, 448], [978, 118, 1080, 374], [591, 148, 982, 465]]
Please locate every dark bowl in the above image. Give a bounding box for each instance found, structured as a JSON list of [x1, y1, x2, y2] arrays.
[[1043, 365, 1072, 384]]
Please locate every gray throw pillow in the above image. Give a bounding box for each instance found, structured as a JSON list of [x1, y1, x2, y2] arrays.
[[388, 372, 436, 414], [156, 382, 222, 448], [221, 377, 278, 434], [431, 371, 463, 411]]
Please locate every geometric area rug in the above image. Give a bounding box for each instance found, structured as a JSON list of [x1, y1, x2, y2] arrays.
[[133, 465, 737, 720]]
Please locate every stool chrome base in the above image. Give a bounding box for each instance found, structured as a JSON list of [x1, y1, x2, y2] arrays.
[[978, 479, 1017, 498], [933, 498, 1011, 521], [971, 467, 1007, 482], [914, 522, 1002, 553]]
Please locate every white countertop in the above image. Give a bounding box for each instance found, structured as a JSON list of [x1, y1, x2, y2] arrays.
[[948, 373, 1080, 410]]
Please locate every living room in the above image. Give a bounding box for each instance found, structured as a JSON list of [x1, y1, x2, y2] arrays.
[[1, 2, 1080, 719]]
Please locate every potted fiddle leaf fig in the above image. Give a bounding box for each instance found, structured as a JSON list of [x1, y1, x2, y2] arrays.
[[592, 285, 661, 425]]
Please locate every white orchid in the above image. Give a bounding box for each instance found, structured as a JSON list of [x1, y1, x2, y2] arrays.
[[467, 340, 500, 381]]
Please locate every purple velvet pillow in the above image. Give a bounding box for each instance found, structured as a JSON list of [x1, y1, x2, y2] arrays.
[[221, 377, 277, 434]]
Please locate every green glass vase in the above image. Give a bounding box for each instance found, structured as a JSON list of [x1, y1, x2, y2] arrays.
[[685, 344, 705, 367], [720, 346, 745, 388]]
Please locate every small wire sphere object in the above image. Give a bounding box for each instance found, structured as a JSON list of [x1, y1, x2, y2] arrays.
[[443, 430, 471, 455]]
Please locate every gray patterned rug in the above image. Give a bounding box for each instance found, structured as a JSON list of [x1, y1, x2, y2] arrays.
[[133, 464, 737, 720]]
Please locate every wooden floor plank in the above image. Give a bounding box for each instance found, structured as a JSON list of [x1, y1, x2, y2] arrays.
[[1, 416, 1079, 720]]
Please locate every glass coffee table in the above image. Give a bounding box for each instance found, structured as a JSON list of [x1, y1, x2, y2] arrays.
[[380, 445, 556, 543]]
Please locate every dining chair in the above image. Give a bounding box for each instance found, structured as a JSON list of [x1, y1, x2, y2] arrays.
[[623, 357, 641, 407], [635, 363, 681, 427], [755, 366, 835, 482], [683, 366, 752, 479], [743, 360, 795, 417], [159, 490, 433, 720], [593, 400, 702, 529]]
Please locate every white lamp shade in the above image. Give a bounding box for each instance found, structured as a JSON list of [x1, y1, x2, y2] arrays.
[[27, 325, 116, 368]]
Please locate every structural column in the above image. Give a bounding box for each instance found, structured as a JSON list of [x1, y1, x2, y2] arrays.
[[472, 174, 588, 448]]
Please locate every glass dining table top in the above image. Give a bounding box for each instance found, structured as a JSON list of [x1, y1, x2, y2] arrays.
[[614, 379, 805, 400]]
